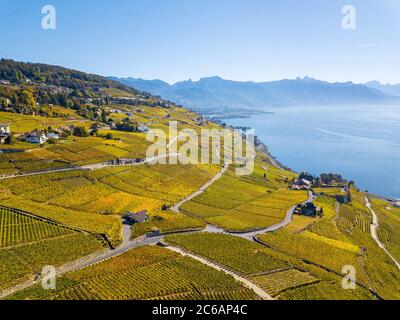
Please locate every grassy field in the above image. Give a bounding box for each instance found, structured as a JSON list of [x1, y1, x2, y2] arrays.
[[8, 245, 258, 300]]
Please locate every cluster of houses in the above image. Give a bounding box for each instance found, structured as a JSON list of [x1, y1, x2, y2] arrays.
[[20, 126, 75, 145], [291, 172, 315, 191], [294, 202, 322, 218], [193, 116, 208, 126], [0, 123, 70, 145], [0, 123, 11, 145], [392, 200, 400, 208]]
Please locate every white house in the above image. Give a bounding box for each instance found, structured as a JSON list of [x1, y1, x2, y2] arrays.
[[25, 131, 48, 144], [46, 132, 60, 140], [137, 124, 149, 133], [0, 124, 10, 135]]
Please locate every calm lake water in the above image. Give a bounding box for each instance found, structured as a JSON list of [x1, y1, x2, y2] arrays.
[[225, 105, 400, 199]]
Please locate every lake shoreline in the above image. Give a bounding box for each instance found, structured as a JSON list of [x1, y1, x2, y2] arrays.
[[220, 105, 400, 200]]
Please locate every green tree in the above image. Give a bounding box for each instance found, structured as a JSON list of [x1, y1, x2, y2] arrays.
[[21, 89, 35, 107], [5, 134, 17, 145], [0, 97, 8, 108], [73, 126, 89, 137], [101, 109, 108, 123]]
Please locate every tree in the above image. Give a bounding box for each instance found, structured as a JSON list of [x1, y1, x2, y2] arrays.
[[73, 126, 89, 137], [5, 134, 16, 145], [21, 89, 35, 107], [0, 97, 8, 108], [101, 109, 108, 123]]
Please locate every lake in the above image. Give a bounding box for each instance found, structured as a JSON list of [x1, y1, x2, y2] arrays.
[[224, 105, 400, 199]]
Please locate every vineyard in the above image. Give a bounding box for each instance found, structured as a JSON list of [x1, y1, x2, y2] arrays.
[[370, 198, 400, 263], [180, 164, 308, 231], [313, 195, 337, 220], [250, 268, 320, 297], [0, 192, 122, 246], [0, 207, 75, 248], [8, 246, 258, 300], [257, 229, 368, 285], [279, 280, 374, 300], [0, 232, 104, 291], [313, 187, 345, 197], [165, 233, 290, 275], [0, 162, 220, 240]]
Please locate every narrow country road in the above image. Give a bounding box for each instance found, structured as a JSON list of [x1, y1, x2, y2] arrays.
[[365, 197, 400, 271], [0, 153, 180, 180], [170, 163, 229, 212], [164, 245, 274, 300], [0, 162, 229, 299], [203, 191, 316, 241], [1, 154, 309, 299], [0, 220, 162, 299]]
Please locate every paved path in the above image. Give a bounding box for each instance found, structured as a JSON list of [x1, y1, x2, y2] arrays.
[[170, 163, 229, 212], [0, 220, 161, 299], [365, 197, 400, 271], [203, 191, 316, 241], [165, 245, 274, 300], [1, 154, 311, 299], [0, 154, 181, 180]]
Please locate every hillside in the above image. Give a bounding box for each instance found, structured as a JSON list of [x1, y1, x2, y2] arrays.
[[0, 60, 399, 301], [110, 76, 400, 114], [0, 59, 176, 119]]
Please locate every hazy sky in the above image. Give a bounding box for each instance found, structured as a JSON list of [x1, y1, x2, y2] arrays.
[[1, 0, 400, 84]]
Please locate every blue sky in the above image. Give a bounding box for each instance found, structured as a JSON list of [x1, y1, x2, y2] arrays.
[[1, 0, 400, 83]]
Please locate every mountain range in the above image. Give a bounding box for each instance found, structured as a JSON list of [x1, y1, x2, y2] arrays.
[[109, 76, 400, 114]]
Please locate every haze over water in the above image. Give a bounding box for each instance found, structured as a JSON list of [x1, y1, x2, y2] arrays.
[[225, 105, 400, 199]]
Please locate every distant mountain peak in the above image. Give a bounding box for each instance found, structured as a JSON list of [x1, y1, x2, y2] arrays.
[[110, 75, 400, 111]]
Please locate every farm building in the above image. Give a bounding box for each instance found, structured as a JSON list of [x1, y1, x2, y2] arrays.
[[0, 123, 10, 145], [123, 210, 149, 224], [46, 132, 60, 140], [25, 130, 48, 144], [0, 123, 10, 135], [0, 134, 8, 145], [137, 124, 149, 133], [294, 202, 321, 218]]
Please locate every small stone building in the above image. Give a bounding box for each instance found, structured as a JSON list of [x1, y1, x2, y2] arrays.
[[123, 210, 149, 224]]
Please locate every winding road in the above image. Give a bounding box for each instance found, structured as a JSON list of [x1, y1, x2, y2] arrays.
[[0, 153, 181, 180], [0, 151, 312, 299], [365, 197, 400, 271], [164, 245, 274, 300], [171, 163, 229, 213]]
